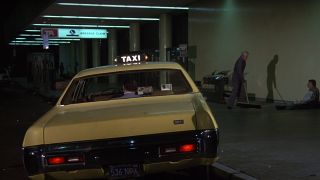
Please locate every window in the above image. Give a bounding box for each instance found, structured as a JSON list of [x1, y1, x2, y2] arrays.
[[61, 69, 192, 105]]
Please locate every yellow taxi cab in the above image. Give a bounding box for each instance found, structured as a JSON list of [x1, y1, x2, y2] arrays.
[[22, 55, 219, 179]]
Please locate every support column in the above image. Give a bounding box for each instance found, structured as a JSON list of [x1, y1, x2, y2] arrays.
[[92, 39, 101, 67], [59, 44, 69, 77], [74, 41, 80, 73], [70, 42, 76, 74], [108, 29, 117, 65], [129, 23, 140, 52], [159, 14, 172, 62], [79, 39, 87, 71]]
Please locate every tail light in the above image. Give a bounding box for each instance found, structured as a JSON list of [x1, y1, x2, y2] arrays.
[[179, 144, 196, 153], [48, 157, 66, 165], [47, 155, 84, 165], [160, 143, 196, 155]]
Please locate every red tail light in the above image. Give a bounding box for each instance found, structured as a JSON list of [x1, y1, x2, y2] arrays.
[[179, 144, 196, 153], [47, 155, 84, 165], [160, 143, 196, 156], [48, 157, 65, 165]]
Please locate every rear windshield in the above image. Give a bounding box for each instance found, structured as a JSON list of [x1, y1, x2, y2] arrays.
[[61, 69, 192, 105]]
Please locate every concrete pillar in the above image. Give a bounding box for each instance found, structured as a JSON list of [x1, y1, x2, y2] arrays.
[[59, 44, 70, 77], [129, 23, 140, 52], [159, 14, 172, 62], [74, 41, 80, 73], [70, 42, 76, 74], [108, 29, 117, 65], [92, 39, 101, 67], [159, 14, 172, 83], [79, 39, 87, 71]]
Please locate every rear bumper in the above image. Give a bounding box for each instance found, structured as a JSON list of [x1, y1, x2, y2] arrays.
[[23, 129, 219, 178], [29, 157, 218, 180]]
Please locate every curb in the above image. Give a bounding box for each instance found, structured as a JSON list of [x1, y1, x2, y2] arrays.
[[212, 163, 258, 180]]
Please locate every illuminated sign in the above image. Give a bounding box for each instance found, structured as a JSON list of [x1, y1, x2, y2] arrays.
[[58, 29, 107, 39], [120, 55, 141, 63], [114, 54, 149, 64], [41, 28, 58, 38]]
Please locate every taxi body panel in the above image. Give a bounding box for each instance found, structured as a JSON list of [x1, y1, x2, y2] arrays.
[[22, 62, 219, 179], [44, 94, 197, 144]]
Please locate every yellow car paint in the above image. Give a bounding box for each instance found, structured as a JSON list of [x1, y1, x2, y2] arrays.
[[22, 62, 219, 179]]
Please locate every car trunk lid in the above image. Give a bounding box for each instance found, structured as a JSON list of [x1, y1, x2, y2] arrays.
[[44, 94, 196, 144]]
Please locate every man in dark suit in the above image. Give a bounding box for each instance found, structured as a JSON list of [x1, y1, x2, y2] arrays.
[[227, 51, 249, 109]]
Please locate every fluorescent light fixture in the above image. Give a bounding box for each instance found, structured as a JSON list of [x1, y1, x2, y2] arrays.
[[32, 23, 129, 28], [9, 43, 59, 46], [19, 34, 41, 37], [25, 29, 41, 32], [57, 2, 189, 10], [42, 15, 159, 21], [35, 38, 80, 41], [11, 40, 71, 44], [15, 37, 26, 40]]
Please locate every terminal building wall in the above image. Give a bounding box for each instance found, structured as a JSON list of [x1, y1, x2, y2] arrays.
[[189, 0, 320, 101]]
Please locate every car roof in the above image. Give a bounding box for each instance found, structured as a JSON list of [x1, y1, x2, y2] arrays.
[[74, 62, 183, 78]]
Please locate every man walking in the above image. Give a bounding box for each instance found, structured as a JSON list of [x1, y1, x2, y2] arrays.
[[227, 51, 249, 109]]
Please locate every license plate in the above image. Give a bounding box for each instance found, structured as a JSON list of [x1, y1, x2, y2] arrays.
[[107, 164, 142, 179]]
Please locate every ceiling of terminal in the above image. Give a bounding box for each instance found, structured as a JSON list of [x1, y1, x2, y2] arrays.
[[30, 0, 193, 29], [10, 0, 194, 45]]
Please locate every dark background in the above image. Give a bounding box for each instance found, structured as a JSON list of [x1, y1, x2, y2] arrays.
[[1, 0, 54, 69]]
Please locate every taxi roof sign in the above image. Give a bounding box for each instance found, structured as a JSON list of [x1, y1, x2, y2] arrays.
[[114, 53, 149, 64]]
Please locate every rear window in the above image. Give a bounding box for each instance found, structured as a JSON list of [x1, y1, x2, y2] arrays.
[[61, 69, 192, 105]]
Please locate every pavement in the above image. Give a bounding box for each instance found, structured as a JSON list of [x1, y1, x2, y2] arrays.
[[212, 102, 320, 180], [2, 81, 319, 179]]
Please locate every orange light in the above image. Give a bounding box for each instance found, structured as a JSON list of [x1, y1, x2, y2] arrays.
[[48, 157, 66, 165], [179, 144, 196, 153]]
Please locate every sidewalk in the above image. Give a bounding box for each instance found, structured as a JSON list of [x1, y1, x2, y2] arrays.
[[211, 102, 320, 179]]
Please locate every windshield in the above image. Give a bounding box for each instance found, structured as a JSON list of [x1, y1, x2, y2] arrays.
[[61, 69, 192, 105]]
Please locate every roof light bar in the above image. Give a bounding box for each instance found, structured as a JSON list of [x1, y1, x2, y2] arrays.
[[42, 15, 159, 21], [57, 2, 189, 10], [32, 23, 129, 28], [15, 38, 26, 40]]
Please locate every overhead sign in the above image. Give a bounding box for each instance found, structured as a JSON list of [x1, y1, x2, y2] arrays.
[[41, 28, 58, 38], [58, 28, 108, 39]]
